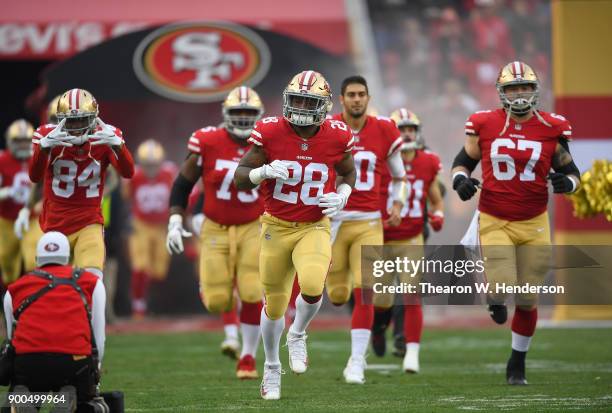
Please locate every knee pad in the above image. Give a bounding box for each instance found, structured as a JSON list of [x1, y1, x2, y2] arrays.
[[327, 285, 350, 306], [203, 290, 232, 313], [264, 293, 289, 320]]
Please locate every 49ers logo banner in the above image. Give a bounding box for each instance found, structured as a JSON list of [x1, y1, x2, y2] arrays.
[[133, 22, 271, 102]]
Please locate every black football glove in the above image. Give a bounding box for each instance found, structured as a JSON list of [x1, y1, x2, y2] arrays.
[[453, 174, 480, 201], [548, 172, 575, 193]]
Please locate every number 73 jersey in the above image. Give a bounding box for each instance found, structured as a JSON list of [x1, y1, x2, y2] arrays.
[[466, 108, 572, 221], [188, 126, 264, 225]]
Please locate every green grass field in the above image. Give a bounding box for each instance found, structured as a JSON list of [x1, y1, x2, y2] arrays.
[[100, 327, 612, 412]]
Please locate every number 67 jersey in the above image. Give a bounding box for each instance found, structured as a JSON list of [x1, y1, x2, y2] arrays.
[[248, 117, 354, 222], [466, 108, 572, 221]]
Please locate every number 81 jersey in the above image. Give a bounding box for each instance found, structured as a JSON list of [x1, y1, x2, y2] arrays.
[[188, 126, 263, 225], [248, 117, 354, 222], [466, 108, 572, 221]]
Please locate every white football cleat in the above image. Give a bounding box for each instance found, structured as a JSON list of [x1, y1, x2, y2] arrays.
[[343, 356, 366, 384], [286, 330, 308, 374], [403, 344, 420, 373], [260, 363, 283, 400], [220, 337, 240, 360]]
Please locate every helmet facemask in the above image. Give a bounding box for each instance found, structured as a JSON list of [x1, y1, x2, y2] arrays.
[[497, 81, 538, 116], [283, 91, 330, 126], [224, 107, 262, 139]]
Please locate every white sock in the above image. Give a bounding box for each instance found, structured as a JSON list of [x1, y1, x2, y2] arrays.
[[261, 308, 285, 366], [240, 323, 261, 358], [132, 299, 146, 312], [290, 295, 322, 335], [351, 329, 371, 359], [511, 331, 532, 352], [406, 342, 420, 353], [224, 324, 239, 340]]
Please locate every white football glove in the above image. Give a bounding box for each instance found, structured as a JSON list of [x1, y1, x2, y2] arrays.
[[90, 118, 124, 147], [249, 160, 290, 184], [318, 184, 352, 217], [0, 186, 13, 200], [191, 213, 205, 237], [14, 207, 30, 239], [166, 214, 192, 255], [39, 118, 72, 149]]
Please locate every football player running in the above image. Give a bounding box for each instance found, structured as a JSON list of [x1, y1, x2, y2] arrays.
[[29, 88, 135, 279], [166, 86, 266, 379], [451, 61, 580, 385], [373, 109, 444, 373], [326, 76, 406, 385], [125, 139, 176, 318], [0, 119, 34, 284], [234, 70, 356, 400]]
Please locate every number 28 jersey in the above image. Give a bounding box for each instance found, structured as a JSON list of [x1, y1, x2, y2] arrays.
[[466, 109, 572, 221], [248, 117, 354, 222], [188, 126, 264, 225]]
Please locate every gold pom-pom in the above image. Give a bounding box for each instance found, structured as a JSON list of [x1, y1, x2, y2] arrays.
[[568, 160, 612, 221]]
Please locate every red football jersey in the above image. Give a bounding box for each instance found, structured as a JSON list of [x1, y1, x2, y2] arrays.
[[30, 123, 134, 234], [248, 117, 354, 222], [383, 149, 442, 241], [0, 150, 31, 220], [189, 126, 264, 225], [466, 109, 571, 221], [332, 114, 402, 212], [128, 162, 176, 224]]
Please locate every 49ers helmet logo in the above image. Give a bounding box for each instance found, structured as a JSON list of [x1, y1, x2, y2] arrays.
[[133, 22, 271, 103]]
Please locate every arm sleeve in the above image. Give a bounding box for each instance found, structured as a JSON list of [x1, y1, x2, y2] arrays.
[[108, 143, 135, 179], [386, 149, 406, 178], [4, 292, 14, 339], [29, 142, 49, 183], [91, 280, 106, 361]]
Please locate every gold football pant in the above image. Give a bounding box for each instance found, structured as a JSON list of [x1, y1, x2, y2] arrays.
[[259, 214, 332, 320], [0, 217, 22, 284], [326, 218, 383, 305], [373, 233, 424, 309], [21, 218, 43, 273], [67, 224, 105, 272], [129, 219, 170, 280], [199, 218, 262, 313], [479, 211, 551, 306]]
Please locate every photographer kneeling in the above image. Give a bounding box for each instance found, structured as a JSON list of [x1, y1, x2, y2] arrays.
[[2, 231, 108, 412]]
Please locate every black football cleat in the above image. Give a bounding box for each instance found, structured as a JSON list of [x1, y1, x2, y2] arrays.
[[392, 334, 406, 358], [506, 352, 528, 385], [488, 304, 508, 324], [371, 331, 386, 357]]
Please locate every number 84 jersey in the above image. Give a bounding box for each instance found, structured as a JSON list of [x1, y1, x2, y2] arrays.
[[188, 126, 264, 225], [466, 108, 572, 221], [248, 117, 354, 222], [30, 123, 135, 234]]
